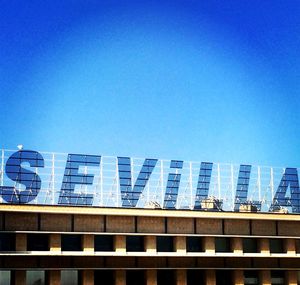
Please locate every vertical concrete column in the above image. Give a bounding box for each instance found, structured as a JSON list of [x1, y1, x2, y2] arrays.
[[16, 233, 27, 251], [146, 270, 157, 285], [115, 270, 126, 285], [286, 271, 297, 285], [176, 269, 187, 285], [203, 237, 215, 253], [50, 234, 61, 252], [233, 270, 244, 285], [259, 239, 270, 254], [12, 270, 26, 285], [175, 236, 186, 253], [83, 235, 94, 252], [82, 270, 94, 285], [145, 236, 157, 253], [285, 239, 296, 255], [114, 236, 126, 253], [260, 270, 271, 285], [232, 238, 243, 254], [205, 270, 216, 285], [47, 271, 61, 285]]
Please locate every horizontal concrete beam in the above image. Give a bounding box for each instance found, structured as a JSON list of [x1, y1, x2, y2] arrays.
[[1, 256, 300, 269], [0, 204, 298, 221]]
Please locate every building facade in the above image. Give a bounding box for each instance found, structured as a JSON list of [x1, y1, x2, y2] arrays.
[[1, 149, 300, 284], [1, 204, 300, 285]]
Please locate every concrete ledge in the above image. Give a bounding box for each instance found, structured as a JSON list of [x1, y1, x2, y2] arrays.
[[0, 252, 299, 258], [1, 204, 300, 221]]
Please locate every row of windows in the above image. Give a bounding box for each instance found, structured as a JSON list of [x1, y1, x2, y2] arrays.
[[0, 270, 80, 285], [215, 237, 285, 254], [0, 270, 293, 285], [0, 233, 295, 253]]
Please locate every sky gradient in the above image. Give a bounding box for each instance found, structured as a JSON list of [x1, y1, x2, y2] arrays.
[[1, 0, 299, 167]]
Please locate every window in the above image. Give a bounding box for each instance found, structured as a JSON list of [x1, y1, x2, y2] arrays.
[[0, 234, 15, 251], [271, 271, 284, 285], [94, 270, 114, 285], [216, 270, 232, 285], [157, 236, 174, 252], [94, 235, 114, 252], [244, 271, 259, 285], [187, 237, 203, 252], [243, 238, 258, 253], [187, 270, 205, 285], [0, 271, 10, 285], [27, 271, 45, 285], [61, 271, 78, 285], [295, 240, 300, 253], [297, 271, 300, 284], [126, 270, 145, 285], [27, 234, 49, 251], [269, 239, 284, 254], [126, 236, 144, 252], [61, 235, 82, 251], [215, 238, 231, 252], [157, 270, 175, 285]]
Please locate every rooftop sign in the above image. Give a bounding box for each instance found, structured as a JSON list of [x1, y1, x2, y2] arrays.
[[0, 149, 299, 213]]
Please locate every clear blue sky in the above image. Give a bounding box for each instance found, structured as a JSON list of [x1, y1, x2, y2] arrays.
[[1, 0, 299, 167]]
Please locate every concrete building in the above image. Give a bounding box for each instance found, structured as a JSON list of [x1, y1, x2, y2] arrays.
[[1, 204, 300, 285]]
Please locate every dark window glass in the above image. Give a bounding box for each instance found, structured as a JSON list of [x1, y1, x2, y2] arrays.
[[27, 234, 49, 251], [271, 270, 285, 285], [296, 240, 300, 253], [94, 236, 114, 252], [157, 270, 175, 285], [244, 271, 259, 285], [187, 237, 203, 252], [269, 239, 284, 253], [215, 238, 231, 252], [157, 236, 174, 252], [0, 234, 15, 251], [216, 270, 232, 285], [126, 236, 144, 252], [187, 270, 205, 285], [126, 270, 145, 285], [61, 235, 82, 251], [243, 238, 258, 253], [94, 270, 114, 285]]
